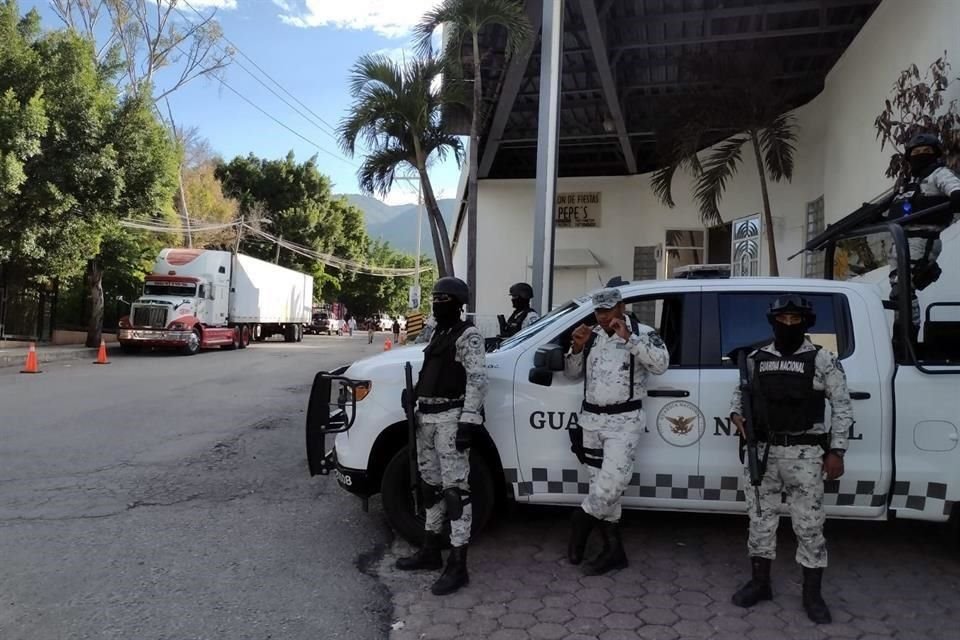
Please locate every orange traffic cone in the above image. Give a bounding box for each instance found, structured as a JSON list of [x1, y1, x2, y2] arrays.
[[384, 338, 392, 351], [94, 339, 110, 365], [20, 342, 41, 374]]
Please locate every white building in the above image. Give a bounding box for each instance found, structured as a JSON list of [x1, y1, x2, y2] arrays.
[[450, 0, 960, 318]]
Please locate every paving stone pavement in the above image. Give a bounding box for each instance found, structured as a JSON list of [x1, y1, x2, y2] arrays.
[[378, 505, 960, 640]]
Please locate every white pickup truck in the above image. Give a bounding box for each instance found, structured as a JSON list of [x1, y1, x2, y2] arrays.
[[306, 266, 960, 544]]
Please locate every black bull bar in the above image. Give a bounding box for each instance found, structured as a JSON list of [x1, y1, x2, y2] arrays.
[[305, 371, 368, 476]]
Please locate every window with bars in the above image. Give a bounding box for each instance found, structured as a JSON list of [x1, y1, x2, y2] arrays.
[[805, 196, 825, 278]]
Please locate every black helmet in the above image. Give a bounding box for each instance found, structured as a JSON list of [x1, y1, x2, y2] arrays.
[[767, 294, 816, 328], [905, 132, 943, 156], [509, 282, 534, 300], [433, 277, 469, 305]]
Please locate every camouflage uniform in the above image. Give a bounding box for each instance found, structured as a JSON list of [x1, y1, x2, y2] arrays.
[[563, 303, 670, 522], [886, 165, 960, 327], [730, 339, 852, 568], [416, 325, 487, 546]]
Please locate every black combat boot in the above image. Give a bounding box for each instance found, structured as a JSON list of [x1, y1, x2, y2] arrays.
[[802, 567, 832, 624], [395, 531, 443, 571], [431, 545, 469, 595], [731, 557, 773, 608], [582, 520, 628, 575], [567, 508, 598, 565]]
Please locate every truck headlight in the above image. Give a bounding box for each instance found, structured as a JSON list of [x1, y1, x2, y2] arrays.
[[169, 322, 187, 330]]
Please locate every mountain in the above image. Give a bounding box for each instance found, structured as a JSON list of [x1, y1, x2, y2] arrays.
[[339, 193, 458, 256]]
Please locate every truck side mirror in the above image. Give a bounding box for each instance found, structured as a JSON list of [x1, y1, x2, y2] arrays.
[[533, 344, 565, 372], [528, 367, 553, 387]]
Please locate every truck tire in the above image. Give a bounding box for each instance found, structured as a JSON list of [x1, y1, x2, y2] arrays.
[[380, 446, 495, 546], [253, 324, 266, 342], [284, 324, 297, 343], [238, 325, 250, 349], [223, 327, 241, 350], [183, 329, 201, 356], [296, 324, 304, 342]]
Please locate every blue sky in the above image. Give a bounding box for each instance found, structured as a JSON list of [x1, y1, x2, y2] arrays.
[[22, 0, 462, 206]]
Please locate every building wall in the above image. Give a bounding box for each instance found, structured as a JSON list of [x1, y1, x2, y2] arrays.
[[460, 0, 960, 314]]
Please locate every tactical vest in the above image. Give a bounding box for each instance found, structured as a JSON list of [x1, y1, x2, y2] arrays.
[[750, 348, 825, 433], [890, 176, 953, 231], [415, 321, 470, 399], [501, 308, 532, 337]]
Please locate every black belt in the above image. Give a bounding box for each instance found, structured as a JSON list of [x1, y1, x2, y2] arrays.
[[582, 399, 643, 415], [418, 399, 464, 414], [757, 432, 829, 447]]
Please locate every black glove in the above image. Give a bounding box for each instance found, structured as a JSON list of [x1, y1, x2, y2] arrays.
[[401, 388, 416, 412], [568, 426, 586, 464], [456, 422, 478, 452]]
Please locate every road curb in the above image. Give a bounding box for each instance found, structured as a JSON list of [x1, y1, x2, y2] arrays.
[[0, 345, 121, 369]]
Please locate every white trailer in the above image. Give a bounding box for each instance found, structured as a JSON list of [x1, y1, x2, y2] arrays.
[[119, 248, 314, 355]]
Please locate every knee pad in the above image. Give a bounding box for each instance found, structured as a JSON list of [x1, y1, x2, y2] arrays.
[[420, 481, 443, 508], [443, 487, 470, 521]]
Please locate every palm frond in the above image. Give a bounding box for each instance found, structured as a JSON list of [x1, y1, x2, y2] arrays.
[[347, 54, 402, 98], [651, 165, 679, 208], [761, 113, 798, 182], [357, 146, 415, 199], [474, 0, 533, 60], [694, 136, 749, 226]]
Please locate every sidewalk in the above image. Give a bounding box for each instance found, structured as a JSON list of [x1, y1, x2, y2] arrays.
[[0, 342, 119, 369]]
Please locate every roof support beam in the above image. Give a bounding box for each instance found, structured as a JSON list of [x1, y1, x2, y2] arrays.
[[478, 0, 542, 178], [579, 0, 637, 174]]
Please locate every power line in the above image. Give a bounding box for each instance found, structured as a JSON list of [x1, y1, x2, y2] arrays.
[[178, 0, 342, 139]]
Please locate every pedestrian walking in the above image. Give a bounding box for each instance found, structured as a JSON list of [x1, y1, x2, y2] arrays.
[[392, 318, 401, 344]]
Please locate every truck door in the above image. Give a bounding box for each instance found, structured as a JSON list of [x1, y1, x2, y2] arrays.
[[697, 288, 887, 518], [512, 290, 704, 507]]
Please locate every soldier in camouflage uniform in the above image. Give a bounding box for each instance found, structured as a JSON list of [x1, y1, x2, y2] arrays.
[[729, 295, 852, 624], [563, 288, 670, 575], [395, 277, 487, 596]]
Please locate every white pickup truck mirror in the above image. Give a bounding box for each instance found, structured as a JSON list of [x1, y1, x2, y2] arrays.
[[528, 367, 553, 387], [534, 344, 565, 371]]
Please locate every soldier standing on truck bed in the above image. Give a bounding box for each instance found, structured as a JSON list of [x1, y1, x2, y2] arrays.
[[562, 288, 670, 575], [395, 277, 487, 596], [497, 282, 540, 338], [884, 132, 960, 346], [729, 295, 853, 624]]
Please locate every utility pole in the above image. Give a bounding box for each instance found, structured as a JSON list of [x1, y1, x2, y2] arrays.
[[275, 235, 283, 263]]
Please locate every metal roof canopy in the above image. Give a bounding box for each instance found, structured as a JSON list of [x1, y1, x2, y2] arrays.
[[469, 0, 880, 181]]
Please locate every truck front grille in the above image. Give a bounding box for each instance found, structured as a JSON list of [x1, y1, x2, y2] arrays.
[[133, 306, 167, 328]]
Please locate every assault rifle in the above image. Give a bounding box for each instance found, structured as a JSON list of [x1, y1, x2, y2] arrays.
[[403, 362, 421, 516], [737, 350, 763, 516]]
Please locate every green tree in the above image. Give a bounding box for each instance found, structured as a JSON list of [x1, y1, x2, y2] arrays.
[[651, 58, 798, 277], [215, 151, 363, 290], [415, 0, 532, 309], [338, 240, 433, 319], [338, 54, 462, 277], [0, 1, 179, 345]]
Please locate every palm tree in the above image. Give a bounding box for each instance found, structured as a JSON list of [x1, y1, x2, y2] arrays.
[[339, 54, 462, 277], [414, 0, 532, 310], [651, 60, 799, 277]]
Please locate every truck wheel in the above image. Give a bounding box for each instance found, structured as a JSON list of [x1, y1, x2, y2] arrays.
[[239, 325, 250, 349], [296, 324, 304, 342], [183, 329, 201, 356], [380, 446, 495, 546], [223, 327, 241, 350], [253, 324, 266, 342]]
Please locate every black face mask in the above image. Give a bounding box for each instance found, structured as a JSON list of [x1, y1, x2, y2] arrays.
[[772, 322, 806, 355], [909, 153, 937, 177], [432, 300, 461, 327], [511, 297, 528, 311]]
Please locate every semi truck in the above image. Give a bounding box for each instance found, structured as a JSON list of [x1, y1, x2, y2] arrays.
[[119, 248, 313, 355]]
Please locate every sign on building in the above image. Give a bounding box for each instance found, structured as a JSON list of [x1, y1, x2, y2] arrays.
[[556, 192, 601, 228]]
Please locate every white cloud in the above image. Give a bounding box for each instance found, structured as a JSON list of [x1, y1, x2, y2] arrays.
[[371, 46, 415, 65], [186, 0, 239, 9], [277, 0, 439, 38]]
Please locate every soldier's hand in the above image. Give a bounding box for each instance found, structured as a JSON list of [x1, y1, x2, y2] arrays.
[[609, 317, 632, 341], [823, 452, 845, 480], [731, 414, 746, 438], [571, 324, 592, 353], [455, 423, 476, 452]]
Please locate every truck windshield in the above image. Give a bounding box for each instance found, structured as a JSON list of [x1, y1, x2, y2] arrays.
[[144, 282, 197, 297], [495, 298, 587, 350]]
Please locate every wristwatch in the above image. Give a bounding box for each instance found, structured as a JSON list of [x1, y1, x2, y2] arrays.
[[828, 448, 846, 458]]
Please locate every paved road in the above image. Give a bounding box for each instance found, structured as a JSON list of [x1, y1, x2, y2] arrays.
[[0, 335, 392, 640]]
